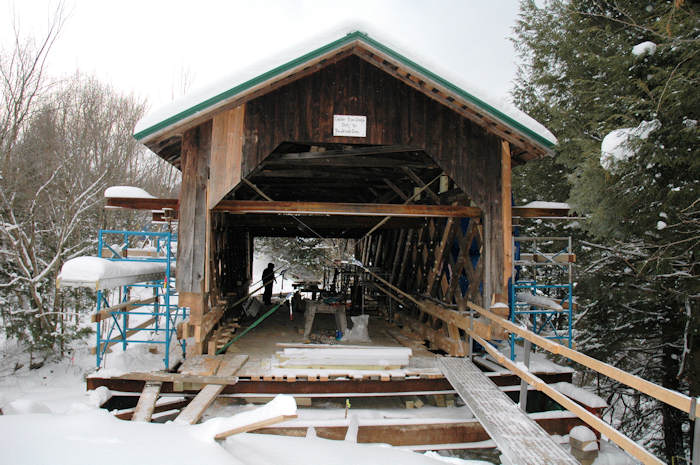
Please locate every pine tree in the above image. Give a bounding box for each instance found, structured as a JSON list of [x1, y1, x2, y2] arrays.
[[512, 0, 699, 460]]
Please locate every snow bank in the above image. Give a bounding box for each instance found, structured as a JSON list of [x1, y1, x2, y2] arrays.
[[136, 26, 557, 147], [600, 119, 661, 171], [0, 406, 461, 465], [57, 256, 167, 290], [190, 394, 296, 436], [631, 41, 657, 57], [2, 399, 52, 415], [104, 186, 155, 198]]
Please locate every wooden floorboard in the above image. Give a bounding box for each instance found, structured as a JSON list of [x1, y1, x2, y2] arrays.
[[438, 357, 579, 465]]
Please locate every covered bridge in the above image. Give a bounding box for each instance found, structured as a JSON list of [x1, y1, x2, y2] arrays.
[[125, 31, 558, 355]]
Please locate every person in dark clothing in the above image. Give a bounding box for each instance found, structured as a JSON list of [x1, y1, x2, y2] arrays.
[[262, 263, 275, 305]]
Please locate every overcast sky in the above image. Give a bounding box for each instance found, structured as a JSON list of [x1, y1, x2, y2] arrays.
[[2, 0, 525, 114]]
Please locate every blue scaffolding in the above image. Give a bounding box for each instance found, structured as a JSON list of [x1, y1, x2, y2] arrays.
[[95, 229, 186, 369], [509, 236, 574, 360]]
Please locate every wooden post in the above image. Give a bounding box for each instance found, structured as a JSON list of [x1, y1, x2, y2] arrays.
[[501, 141, 513, 295], [177, 121, 212, 356]]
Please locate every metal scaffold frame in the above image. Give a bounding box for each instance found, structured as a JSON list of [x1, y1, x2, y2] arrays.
[[95, 229, 186, 369], [509, 236, 574, 360]]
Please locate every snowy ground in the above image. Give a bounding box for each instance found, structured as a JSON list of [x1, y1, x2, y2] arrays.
[[0, 322, 639, 465]]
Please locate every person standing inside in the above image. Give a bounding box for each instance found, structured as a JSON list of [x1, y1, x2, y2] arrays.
[[262, 263, 275, 305]]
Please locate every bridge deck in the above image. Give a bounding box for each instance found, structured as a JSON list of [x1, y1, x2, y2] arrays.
[[438, 357, 579, 465]]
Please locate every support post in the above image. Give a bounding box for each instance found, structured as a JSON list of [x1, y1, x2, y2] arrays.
[[520, 339, 532, 412]]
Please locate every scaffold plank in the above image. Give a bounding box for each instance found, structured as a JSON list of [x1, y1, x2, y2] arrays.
[[438, 357, 578, 465]]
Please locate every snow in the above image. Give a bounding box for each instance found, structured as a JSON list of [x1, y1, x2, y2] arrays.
[[491, 302, 509, 309], [551, 382, 607, 409], [57, 256, 168, 290], [423, 451, 493, 465], [135, 26, 557, 147], [656, 221, 667, 230], [516, 292, 564, 311], [104, 185, 155, 198], [190, 394, 296, 436], [631, 41, 657, 57], [600, 119, 661, 171], [522, 201, 570, 209], [570, 425, 597, 442]]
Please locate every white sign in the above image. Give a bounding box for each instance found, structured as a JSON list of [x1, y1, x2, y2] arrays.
[[333, 115, 367, 137]]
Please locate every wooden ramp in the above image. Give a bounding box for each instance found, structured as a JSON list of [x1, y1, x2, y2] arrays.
[[438, 357, 578, 465], [175, 354, 249, 424]]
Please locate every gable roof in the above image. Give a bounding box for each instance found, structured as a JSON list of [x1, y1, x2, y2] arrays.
[[135, 31, 556, 160]]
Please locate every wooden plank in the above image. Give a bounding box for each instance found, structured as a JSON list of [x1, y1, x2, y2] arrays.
[[212, 200, 481, 218], [174, 355, 249, 425], [209, 105, 245, 208], [468, 301, 700, 420], [115, 399, 190, 421], [469, 333, 665, 465], [512, 207, 572, 218], [92, 297, 157, 323], [91, 317, 157, 355], [439, 358, 579, 465], [131, 382, 162, 422], [214, 414, 298, 440], [402, 167, 440, 204]]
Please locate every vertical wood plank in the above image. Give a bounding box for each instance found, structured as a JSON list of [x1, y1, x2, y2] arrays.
[[501, 141, 513, 295], [209, 105, 245, 208]]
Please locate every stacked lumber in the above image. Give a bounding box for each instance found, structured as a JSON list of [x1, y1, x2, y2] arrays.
[[207, 319, 240, 354], [276, 346, 412, 370]]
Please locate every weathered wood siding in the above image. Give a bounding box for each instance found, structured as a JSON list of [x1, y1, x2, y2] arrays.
[[177, 121, 212, 296], [240, 55, 501, 208], [209, 106, 245, 208]]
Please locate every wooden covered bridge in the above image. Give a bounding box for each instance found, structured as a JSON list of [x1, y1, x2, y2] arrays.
[[96, 31, 697, 464]]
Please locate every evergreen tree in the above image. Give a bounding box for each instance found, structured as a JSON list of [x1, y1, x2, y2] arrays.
[[512, 0, 699, 461]]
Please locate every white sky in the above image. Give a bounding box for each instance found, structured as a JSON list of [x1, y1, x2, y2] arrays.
[[2, 0, 524, 114]]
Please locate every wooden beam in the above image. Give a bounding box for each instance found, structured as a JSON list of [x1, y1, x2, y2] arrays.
[[272, 145, 421, 161], [512, 207, 573, 218], [132, 382, 162, 422], [501, 141, 512, 296], [383, 178, 409, 201], [108, 196, 571, 220], [212, 200, 481, 218], [92, 297, 158, 323], [214, 414, 298, 440], [402, 168, 440, 204]]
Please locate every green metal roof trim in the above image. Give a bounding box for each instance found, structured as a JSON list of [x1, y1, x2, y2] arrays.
[[134, 31, 555, 150]]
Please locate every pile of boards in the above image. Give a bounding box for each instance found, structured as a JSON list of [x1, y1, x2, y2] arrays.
[[275, 345, 412, 370]]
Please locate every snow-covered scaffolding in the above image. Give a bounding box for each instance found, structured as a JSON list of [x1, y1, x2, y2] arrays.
[[57, 229, 186, 369]]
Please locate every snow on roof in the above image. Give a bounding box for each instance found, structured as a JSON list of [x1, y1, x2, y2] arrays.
[[57, 256, 168, 290], [600, 119, 661, 171], [104, 186, 155, 198], [135, 28, 557, 149]]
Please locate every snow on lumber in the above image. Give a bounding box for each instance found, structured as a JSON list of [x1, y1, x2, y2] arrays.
[[194, 394, 297, 439], [57, 256, 167, 290], [551, 382, 607, 409], [104, 186, 155, 198], [516, 291, 563, 311], [277, 347, 412, 368], [522, 201, 570, 209]]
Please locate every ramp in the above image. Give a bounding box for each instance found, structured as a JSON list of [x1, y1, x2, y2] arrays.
[[438, 357, 578, 465]]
